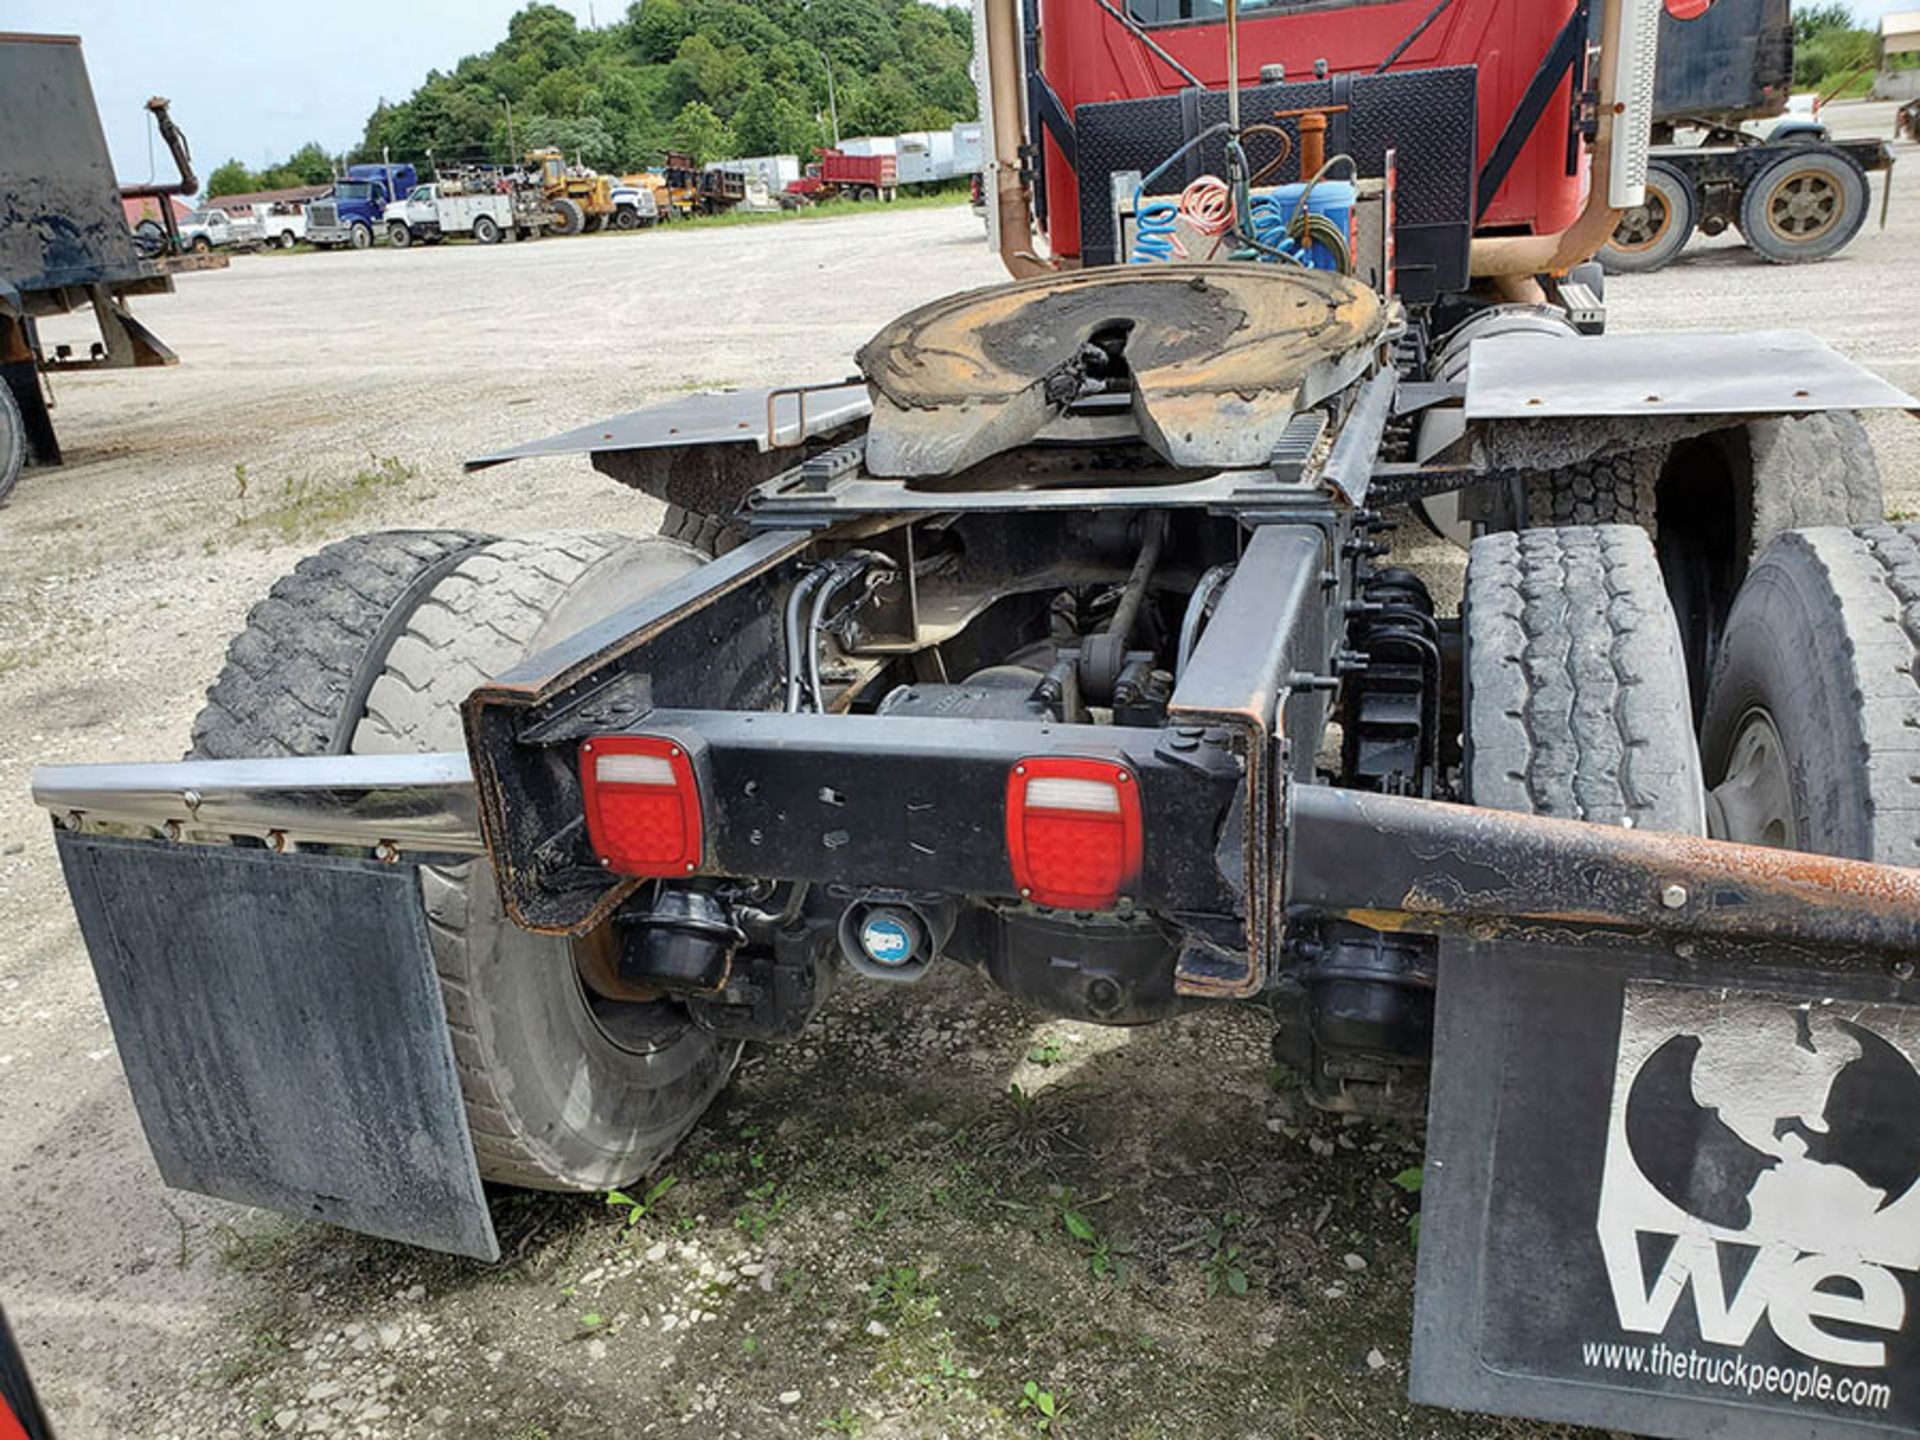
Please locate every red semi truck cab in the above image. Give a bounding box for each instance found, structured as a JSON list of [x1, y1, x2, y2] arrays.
[[1034, 0, 1590, 260]]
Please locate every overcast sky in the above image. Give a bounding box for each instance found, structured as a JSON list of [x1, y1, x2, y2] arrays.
[[16, 0, 1906, 197]]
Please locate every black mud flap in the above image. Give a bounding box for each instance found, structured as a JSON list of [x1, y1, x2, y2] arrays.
[[1413, 937, 1920, 1438], [56, 832, 498, 1261]]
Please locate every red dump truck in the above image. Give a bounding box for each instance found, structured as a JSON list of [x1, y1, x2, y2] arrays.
[[785, 147, 898, 204]]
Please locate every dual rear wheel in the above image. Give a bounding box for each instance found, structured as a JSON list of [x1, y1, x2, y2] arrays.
[[1601, 149, 1868, 273], [1464, 518, 1920, 866]]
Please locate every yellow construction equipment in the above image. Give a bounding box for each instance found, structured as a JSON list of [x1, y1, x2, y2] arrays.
[[525, 147, 615, 235]]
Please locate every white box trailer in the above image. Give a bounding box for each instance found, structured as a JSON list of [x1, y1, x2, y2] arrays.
[[710, 154, 802, 192], [951, 122, 984, 175], [894, 125, 985, 186], [837, 135, 897, 159], [383, 185, 519, 247], [895, 131, 951, 185]]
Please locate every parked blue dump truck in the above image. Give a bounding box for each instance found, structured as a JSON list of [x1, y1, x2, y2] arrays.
[[305, 162, 418, 250]]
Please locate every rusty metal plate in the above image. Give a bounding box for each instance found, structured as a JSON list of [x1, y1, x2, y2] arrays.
[[857, 264, 1385, 476], [1464, 329, 1918, 420]]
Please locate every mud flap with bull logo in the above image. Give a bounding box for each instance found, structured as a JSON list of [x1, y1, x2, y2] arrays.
[[1412, 937, 1919, 1439]]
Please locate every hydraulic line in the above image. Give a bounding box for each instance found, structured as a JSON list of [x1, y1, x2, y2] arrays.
[[783, 569, 830, 712], [805, 562, 866, 713], [1108, 514, 1168, 646], [1176, 564, 1237, 680]]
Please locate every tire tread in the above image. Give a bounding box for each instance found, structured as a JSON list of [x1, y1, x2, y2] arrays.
[[1466, 524, 1705, 833]]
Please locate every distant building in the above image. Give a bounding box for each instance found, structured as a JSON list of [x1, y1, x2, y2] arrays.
[[195, 183, 331, 215], [1881, 12, 1920, 101], [120, 193, 192, 228]]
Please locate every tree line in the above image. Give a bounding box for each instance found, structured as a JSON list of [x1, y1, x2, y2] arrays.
[[207, 0, 974, 198], [1793, 4, 1880, 90]]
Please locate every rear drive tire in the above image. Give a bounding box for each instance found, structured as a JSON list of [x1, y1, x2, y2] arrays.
[[659, 504, 748, 557], [0, 378, 24, 508], [1745, 411, 1884, 554], [1464, 525, 1706, 834], [192, 530, 739, 1192], [1740, 148, 1868, 265], [472, 215, 501, 244], [1600, 160, 1696, 274], [1521, 411, 1880, 564], [1701, 525, 1920, 860], [1523, 449, 1662, 531]]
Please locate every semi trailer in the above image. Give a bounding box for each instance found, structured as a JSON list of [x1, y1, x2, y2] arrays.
[[30, 1, 1920, 1436], [1601, 0, 1895, 270]]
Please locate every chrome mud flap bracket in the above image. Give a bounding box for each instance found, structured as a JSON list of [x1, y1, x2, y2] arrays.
[[1412, 935, 1919, 1439], [56, 832, 498, 1261]]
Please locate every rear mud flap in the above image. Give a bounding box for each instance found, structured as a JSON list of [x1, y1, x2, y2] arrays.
[[56, 832, 498, 1261], [1414, 937, 1918, 1438]]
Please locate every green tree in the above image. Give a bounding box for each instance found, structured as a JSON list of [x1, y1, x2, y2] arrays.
[[519, 113, 622, 170], [204, 159, 254, 198], [627, 0, 692, 63], [331, 0, 972, 176], [282, 142, 337, 184], [1796, 20, 1877, 87], [731, 80, 824, 157], [668, 100, 734, 162], [1794, 3, 1854, 43]]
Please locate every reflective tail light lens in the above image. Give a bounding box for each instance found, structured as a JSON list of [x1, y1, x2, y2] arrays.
[[580, 736, 702, 877], [1006, 757, 1143, 911]]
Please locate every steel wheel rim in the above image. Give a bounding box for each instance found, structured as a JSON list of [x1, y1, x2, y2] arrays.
[[1709, 707, 1797, 848], [1614, 190, 1671, 251], [1766, 170, 1841, 242]]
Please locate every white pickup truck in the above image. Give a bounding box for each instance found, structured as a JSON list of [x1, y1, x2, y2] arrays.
[[382, 184, 516, 247], [176, 207, 262, 252]]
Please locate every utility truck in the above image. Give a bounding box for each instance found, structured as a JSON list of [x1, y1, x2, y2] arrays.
[[33, 2, 1920, 1436], [383, 183, 520, 247]]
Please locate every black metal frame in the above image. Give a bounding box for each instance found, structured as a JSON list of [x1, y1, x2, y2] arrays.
[[461, 338, 1920, 1032]]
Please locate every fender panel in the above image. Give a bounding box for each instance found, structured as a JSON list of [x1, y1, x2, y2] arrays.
[[1464, 328, 1917, 420], [56, 832, 497, 1261]]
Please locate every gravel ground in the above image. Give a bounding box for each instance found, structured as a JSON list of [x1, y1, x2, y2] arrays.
[[2, 104, 1917, 1440]]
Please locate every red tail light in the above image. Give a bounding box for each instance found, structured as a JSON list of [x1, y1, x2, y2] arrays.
[[580, 736, 702, 877], [1006, 757, 1143, 911]]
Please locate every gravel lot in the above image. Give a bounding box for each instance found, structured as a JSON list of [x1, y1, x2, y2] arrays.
[[2, 105, 1917, 1440]]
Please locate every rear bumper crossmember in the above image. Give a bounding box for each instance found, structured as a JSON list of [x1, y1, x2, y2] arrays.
[[35, 744, 1920, 975]]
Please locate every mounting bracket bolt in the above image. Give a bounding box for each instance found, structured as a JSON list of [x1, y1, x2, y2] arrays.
[[1660, 883, 1688, 910]]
